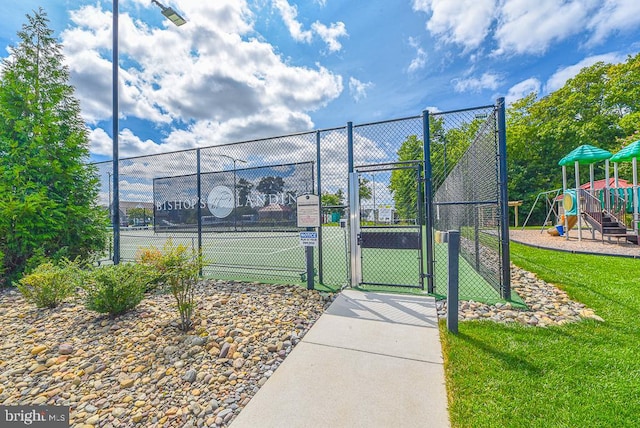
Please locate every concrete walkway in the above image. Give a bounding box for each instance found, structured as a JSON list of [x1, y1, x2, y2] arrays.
[[230, 289, 450, 428]]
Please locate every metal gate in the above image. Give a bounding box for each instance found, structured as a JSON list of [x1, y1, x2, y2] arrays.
[[350, 161, 425, 289]]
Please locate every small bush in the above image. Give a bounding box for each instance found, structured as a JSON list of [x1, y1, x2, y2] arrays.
[[16, 258, 82, 308], [83, 263, 150, 316], [135, 246, 165, 290], [152, 240, 202, 331]]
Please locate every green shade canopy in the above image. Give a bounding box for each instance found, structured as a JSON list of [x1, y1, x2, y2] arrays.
[[558, 144, 612, 166], [610, 140, 640, 163]]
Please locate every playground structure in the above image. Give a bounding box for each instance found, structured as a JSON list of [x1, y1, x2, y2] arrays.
[[524, 142, 640, 245]]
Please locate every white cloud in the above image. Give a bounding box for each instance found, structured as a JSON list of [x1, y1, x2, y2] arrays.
[[272, 0, 348, 52], [412, 0, 496, 51], [505, 78, 541, 105], [318, 129, 388, 192], [452, 73, 502, 93], [311, 21, 348, 53], [544, 53, 627, 93], [88, 127, 166, 158], [413, 0, 640, 57], [348, 77, 374, 103], [59, 1, 344, 158], [272, 0, 313, 42], [587, 0, 640, 45], [494, 0, 596, 56], [88, 128, 116, 157], [407, 37, 427, 73]]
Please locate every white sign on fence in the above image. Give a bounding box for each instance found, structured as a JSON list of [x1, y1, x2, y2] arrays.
[[296, 194, 320, 227], [299, 231, 318, 247]]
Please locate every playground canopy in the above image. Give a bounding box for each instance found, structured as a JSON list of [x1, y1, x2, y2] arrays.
[[558, 144, 612, 166], [558, 144, 613, 241], [610, 139, 640, 236], [610, 140, 640, 163]]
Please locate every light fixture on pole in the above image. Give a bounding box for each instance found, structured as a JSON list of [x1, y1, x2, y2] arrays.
[[151, 0, 187, 26], [112, 0, 186, 264]]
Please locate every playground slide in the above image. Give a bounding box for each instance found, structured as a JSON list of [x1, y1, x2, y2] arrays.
[[547, 215, 578, 236]]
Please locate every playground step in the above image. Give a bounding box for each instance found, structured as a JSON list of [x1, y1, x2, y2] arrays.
[[602, 223, 627, 233], [602, 227, 627, 237], [626, 234, 639, 245], [602, 221, 620, 227]]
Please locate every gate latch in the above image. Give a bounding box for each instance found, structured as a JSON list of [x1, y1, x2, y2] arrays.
[[357, 233, 362, 246]]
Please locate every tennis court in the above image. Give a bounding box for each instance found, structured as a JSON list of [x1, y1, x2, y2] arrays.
[[105, 226, 516, 303]]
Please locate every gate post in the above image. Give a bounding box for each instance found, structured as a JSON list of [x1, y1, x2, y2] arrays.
[[197, 148, 202, 276], [423, 111, 435, 293], [347, 122, 361, 286], [447, 230, 459, 334], [496, 97, 511, 300], [316, 130, 323, 284]]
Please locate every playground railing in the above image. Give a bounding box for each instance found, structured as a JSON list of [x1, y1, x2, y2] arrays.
[[606, 188, 630, 229], [580, 189, 603, 225]]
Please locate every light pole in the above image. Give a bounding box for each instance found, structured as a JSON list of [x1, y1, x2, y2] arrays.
[[112, 0, 186, 264], [434, 130, 447, 180], [107, 171, 112, 225], [210, 154, 247, 230], [371, 172, 376, 225]]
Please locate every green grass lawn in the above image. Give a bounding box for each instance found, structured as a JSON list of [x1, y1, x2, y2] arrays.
[[441, 241, 640, 428]]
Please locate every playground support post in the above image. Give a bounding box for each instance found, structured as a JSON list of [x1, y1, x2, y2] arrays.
[[575, 160, 582, 242], [590, 163, 596, 240], [605, 159, 611, 213], [634, 157, 638, 235], [562, 165, 569, 240]]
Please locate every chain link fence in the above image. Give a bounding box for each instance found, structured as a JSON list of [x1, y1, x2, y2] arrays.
[[94, 99, 510, 301], [350, 117, 425, 289], [430, 103, 511, 301]]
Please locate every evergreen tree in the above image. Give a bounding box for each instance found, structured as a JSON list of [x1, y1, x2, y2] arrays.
[[0, 8, 108, 283]]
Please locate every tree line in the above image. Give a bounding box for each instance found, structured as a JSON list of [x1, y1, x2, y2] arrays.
[[386, 53, 640, 224]]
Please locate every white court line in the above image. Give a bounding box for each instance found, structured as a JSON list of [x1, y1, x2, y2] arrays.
[[205, 244, 300, 256]]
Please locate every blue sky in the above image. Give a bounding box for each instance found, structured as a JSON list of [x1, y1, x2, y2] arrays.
[[1, 0, 640, 163]]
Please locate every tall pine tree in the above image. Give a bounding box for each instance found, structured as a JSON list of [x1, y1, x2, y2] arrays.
[[0, 8, 108, 283]]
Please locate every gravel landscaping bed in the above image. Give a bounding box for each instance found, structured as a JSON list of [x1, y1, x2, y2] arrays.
[[0, 281, 332, 427], [0, 231, 614, 427], [436, 265, 604, 326]]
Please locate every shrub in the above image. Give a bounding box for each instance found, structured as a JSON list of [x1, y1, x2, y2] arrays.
[[135, 246, 165, 291], [16, 258, 82, 308], [153, 240, 203, 331], [83, 263, 150, 316]]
